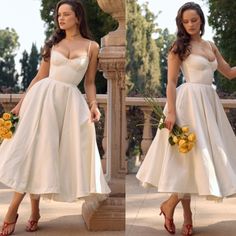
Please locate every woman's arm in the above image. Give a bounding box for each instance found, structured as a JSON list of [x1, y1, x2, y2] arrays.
[[11, 58, 50, 115], [84, 41, 100, 122], [210, 42, 236, 80], [165, 51, 181, 131]]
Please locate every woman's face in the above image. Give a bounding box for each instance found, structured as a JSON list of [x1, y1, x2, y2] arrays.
[[182, 9, 201, 36], [57, 4, 79, 31]]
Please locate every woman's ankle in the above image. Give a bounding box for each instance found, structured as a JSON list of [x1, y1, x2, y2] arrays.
[[183, 211, 192, 224]]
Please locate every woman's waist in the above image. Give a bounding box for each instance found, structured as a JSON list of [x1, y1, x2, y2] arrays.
[[184, 75, 214, 85], [48, 76, 80, 87], [177, 82, 216, 91]]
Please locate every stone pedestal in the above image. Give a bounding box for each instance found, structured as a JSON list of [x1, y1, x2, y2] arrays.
[[82, 0, 126, 231]]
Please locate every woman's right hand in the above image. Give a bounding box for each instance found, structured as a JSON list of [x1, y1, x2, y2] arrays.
[[11, 102, 22, 116], [164, 112, 176, 131]]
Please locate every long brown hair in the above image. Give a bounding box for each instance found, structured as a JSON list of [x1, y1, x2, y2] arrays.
[[42, 0, 92, 60], [170, 2, 205, 60]]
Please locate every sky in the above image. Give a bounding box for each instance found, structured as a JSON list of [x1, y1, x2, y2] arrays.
[[0, 0, 214, 72], [0, 0, 45, 71]]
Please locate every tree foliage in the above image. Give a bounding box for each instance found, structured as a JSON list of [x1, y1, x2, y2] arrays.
[[20, 43, 40, 90], [0, 28, 19, 92], [207, 0, 236, 94], [126, 0, 161, 96], [156, 28, 176, 96]]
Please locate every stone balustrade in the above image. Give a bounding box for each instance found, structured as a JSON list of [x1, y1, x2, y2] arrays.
[[1, 94, 236, 174]]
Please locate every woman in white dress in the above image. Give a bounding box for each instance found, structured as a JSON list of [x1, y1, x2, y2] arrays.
[[0, 0, 110, 235], [136, 2, 236, 235]]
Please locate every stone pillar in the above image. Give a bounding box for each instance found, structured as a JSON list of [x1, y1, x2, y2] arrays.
[[82, 0, 126, 231]]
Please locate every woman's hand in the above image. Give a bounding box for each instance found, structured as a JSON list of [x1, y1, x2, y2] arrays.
[[11, 102, 22, 116], [164, 112, 176, 131], [90, 104, 101, 122]]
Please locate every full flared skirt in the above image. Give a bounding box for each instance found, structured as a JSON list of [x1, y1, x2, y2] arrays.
[[0, 78, 110, 202], [136, 83, 236, 200]]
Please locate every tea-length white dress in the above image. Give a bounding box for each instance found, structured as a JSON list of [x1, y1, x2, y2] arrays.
[[136, 54, 236, 200], [0, 42, 111, 202]]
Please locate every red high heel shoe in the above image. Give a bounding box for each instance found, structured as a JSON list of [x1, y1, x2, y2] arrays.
[[160, 207, 175, 234], [182, 224, 193, 236], [0, 214, 19, 236]]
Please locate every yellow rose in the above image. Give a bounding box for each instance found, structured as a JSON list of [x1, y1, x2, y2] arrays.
[[188, 133, 196, 142], [187, 142, 194, 150], [0, 127, 8, 135], [3, 113, 12, 120], [182, 126, 189, 133], [4, 131, 13, 139], [0, 118, 4, 127], [179, 146, 189, 153], [4, 120, 12, 129], [179, 139, 187, 147], [173, 136, 179, 144]]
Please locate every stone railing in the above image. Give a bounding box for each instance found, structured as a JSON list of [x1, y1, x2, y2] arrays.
[[1, 94, 236, 173]]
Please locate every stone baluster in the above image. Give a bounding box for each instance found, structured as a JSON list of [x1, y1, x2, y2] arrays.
[[140, 107, 153, 161]]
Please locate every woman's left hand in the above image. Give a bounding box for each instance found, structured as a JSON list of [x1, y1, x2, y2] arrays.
[[90, 105, 101, 122]]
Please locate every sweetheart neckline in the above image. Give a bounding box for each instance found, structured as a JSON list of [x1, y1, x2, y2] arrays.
[[188, 53, 217, 63], [52, 50, 89, 61]]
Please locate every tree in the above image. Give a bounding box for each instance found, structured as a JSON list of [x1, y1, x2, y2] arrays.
[[0, 28, 19, 92], [20, 50, 30, 90], [207, 0, 236, 94], [40, 0, 117, 94], [156, 28, 183, 96], [28, 44, 40, 84], [0, 28, 19, 58], [126, 0, 161, 96], [20, 44, 40, 90]]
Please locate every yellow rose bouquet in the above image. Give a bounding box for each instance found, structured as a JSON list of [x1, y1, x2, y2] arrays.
[[144, 96, 196, 154], [0, 112, 19, 141]]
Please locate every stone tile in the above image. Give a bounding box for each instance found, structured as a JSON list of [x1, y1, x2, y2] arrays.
[[0, 183, 124, 236], [126, 174, 236, 236]]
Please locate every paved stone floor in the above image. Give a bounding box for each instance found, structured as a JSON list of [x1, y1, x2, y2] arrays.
[[126, 174, 236, 236], [1, 175, 236, 236], [0, 183, 124, 236]]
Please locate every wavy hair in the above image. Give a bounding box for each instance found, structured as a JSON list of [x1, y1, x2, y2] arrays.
[[170, 2, 205, 60], [42, 0, 92, 60]]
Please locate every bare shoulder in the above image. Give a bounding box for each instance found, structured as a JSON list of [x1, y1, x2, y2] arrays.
[[206, 40, 218, 53], [168, 50, 181, 63], [89, 40, 99, 53]]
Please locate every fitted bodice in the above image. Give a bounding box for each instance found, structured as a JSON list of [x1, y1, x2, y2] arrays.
[[181, 54, 218, 85], [49, 50, 89, 86]]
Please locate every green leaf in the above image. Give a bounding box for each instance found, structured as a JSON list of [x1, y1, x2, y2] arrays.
[[168, 136, 175, 145]]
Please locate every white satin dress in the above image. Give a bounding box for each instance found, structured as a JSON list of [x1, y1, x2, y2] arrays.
[[0, 43, 111, 202], [136, 54, 236, 200]]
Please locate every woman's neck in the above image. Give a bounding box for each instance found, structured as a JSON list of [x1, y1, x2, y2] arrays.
[[191, 34, 202, 42], [65, 29, 82, 40]]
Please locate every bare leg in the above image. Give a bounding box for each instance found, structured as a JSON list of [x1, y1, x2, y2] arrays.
[[25, 194, 41, 232], [0, 192, 25, 235], [160, 193, 180, 233], [181, 195, 193, 235]]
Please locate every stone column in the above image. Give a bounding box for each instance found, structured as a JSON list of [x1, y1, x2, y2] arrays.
[[82, 0, 126, 231]]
